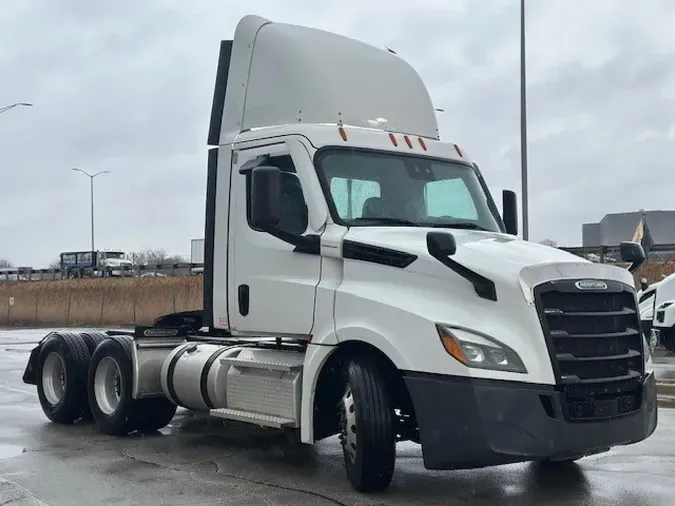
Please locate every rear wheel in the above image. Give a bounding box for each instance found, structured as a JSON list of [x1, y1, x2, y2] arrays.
[[339, 357, 396, 492], [80, 332, 109, 355], [36, 333, 91, 424], [87, 336, 176, 435], [78, 332, 110, 421]]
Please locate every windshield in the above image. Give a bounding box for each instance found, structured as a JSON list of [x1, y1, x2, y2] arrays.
[[315, 149, 502, 232], [102, 252, 125, 259]]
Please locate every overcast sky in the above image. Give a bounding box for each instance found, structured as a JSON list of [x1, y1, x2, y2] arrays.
[[1, 0, 674, 267]]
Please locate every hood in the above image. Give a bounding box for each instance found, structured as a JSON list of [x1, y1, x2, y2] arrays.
[[103, 258, 132, 266], [344, 227, 590, 279]]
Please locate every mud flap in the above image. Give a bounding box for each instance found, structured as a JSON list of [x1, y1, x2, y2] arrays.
[[21, 333, 55, 385]]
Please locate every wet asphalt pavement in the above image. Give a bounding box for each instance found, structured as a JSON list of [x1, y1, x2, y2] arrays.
[[1, 329, 675, 506]]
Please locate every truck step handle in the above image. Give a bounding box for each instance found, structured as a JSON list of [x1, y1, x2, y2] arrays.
[[238, 284, 249, 316], [209, 408, 296, 428]]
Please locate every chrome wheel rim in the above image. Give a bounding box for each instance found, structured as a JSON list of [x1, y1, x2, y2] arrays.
[[339, 386, 358, 463], [42, 352, 66, 405], [94, 356, 122, 414]]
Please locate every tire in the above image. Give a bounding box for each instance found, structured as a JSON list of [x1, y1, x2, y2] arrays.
[[542, 456, 583, 465], [80, 332, 109, 355], [87, 336, 176, 436], [36, 332, 91, 424], [339, 357, 396, 493], [79, 333, 113, 421]]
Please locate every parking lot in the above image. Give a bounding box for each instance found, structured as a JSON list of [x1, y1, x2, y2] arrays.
[[2, 328, 675, 506]]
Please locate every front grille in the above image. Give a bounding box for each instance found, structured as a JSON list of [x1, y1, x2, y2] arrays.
[[534, 279, 644, 422]]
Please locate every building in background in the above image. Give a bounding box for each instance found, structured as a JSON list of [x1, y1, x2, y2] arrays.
[[582, 210, 670, 257]]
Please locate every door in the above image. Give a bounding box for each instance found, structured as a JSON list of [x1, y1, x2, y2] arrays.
[[227, 141, 322, 336]]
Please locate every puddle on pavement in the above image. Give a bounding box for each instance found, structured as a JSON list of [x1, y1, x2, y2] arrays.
[[0, 443, 25, 459]]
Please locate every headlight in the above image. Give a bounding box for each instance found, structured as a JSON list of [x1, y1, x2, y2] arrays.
[[643, 334, 653, 374], [435, 324, 527, 374]]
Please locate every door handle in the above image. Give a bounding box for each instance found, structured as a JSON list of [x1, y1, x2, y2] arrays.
[[238, 284, 250, 316]]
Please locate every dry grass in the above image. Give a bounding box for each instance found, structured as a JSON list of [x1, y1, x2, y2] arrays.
[[0, 277, 202, 327], [1, 260, 674, 327]]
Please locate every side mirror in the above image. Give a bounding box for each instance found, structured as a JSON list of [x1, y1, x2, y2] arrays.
[[250, 166, 281, 230], [619, 241, 646, 273], [502, 190, 518, 236], [427, 231, 457, 257]]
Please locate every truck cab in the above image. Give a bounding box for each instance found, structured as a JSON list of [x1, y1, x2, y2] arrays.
[[638, 279, 660, 343], [23, 15, 657, 494], [200, 14, 655, 486], [60, 250, 132, 277]]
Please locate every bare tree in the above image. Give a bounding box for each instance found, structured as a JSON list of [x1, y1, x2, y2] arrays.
[[48, 258, 61, 270], [0, 258, 13, 268], [130, 248, 187, 266]]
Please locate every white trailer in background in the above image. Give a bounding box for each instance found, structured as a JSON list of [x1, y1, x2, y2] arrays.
[[191, 238, 205, 274], [22, 15, 656, 493], [191, 238, 205, 264]]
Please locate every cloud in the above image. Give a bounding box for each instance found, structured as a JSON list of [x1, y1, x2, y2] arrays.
[[0, 0, 673, 266]]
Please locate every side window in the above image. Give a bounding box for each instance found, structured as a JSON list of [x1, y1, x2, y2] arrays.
[[246, 155, 309, 236], [329, 177, 381, 219], [424, 178, 479, 220]]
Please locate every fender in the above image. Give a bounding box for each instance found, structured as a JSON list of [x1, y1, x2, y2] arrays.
[[336, 326, 411, 370], [300, 328, 409, 444], [300, 343, 335, 443]]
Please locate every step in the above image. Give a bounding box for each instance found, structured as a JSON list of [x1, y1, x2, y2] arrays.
[[221, 350, 304, 372], [209, 408, 296, 428]]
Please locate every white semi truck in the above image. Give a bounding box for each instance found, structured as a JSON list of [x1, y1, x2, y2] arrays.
[[648, 273, 675, 352], [22, 15, 657, 492], [637, 278, 660, 344]]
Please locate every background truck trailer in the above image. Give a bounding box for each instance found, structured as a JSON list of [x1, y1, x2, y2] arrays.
[[190, 238, 205, 275], [22, 14, 656, 493], [191, 238, 205, 263]]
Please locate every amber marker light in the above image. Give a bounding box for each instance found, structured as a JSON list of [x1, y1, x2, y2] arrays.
[[436, 325, 467, 365]]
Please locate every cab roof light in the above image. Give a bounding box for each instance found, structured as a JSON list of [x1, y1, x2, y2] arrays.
[[339, 127, 348, 141], [454, 144, 463, 157], [418, 137, 427, 151], [389, 133, 398, 146], [403, 135, 413, 149]]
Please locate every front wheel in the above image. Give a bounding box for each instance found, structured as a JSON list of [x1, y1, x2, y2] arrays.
[[339, 358, 396, 493]]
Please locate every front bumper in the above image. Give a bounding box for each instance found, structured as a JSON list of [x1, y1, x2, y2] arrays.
[[403, 372, 658, 470]]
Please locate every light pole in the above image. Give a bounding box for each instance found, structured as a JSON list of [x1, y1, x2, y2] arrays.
[[520, 0, 529, 240], [0, 102, 32, 114], [71, 168, 111, 253]]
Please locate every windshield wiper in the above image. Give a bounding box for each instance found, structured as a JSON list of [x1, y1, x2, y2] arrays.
[[352, 217, 419, 226], [427, 222, 491, 231]]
